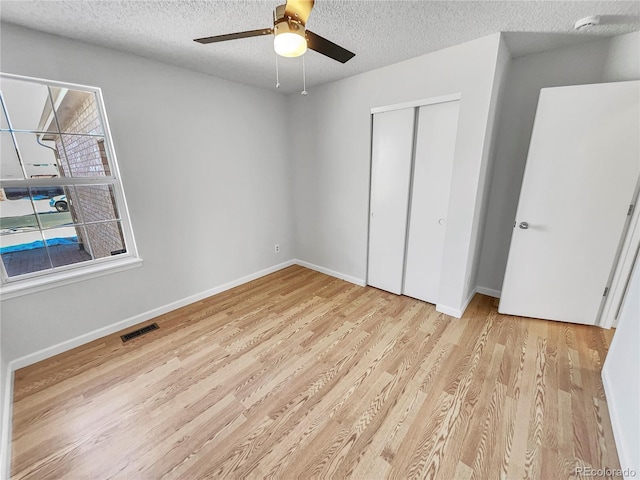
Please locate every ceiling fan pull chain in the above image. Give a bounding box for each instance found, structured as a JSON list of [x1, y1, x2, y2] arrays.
[[301, 54, 308, 95], [275, 53, 280, 89]]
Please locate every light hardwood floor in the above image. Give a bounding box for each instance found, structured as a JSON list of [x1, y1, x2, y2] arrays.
[[11, 265, 619, 479]]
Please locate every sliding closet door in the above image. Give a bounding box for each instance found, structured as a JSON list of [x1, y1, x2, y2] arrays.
[[367, 108, 415, 294], [403, 100, 459, 303]]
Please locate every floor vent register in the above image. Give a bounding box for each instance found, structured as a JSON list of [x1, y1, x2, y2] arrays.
[[121, 323, 159, 342]]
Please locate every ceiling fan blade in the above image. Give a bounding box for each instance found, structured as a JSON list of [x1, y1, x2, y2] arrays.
[[194, 28, 273, 44], [306, 30, 355, 63], [284, 0, 314, 25]]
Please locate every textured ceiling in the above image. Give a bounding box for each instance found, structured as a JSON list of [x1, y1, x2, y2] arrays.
[[1, 1, 639, 94]]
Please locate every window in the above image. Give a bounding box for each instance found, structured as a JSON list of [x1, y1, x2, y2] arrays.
[[0, 73, 140, 298]]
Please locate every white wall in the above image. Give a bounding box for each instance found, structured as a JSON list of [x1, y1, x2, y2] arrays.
[[0, 23, 294, 362], [466, 36, 511, 298], [603, 256, 640, 477], [477, 32, 640, 293], [603, 32, 640, 82], [289, 33, 505, 313]]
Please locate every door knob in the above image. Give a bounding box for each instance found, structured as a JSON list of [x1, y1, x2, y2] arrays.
[[438, 218, 446, 225], [519, 222, 529, 229], [371, 212, 375, 217]]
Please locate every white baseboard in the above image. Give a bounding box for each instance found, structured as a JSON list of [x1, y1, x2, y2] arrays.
[[602, 369, 631, 477], [436, 288, 478, 319], [476, 286, 501, 298], [10, 260, 296, 371], [0, 365, 13, 480], [9, 258, 365, 371], [4, 262, 489, 371], [435, 303, 463, 318], [294, 260, 366, 287]]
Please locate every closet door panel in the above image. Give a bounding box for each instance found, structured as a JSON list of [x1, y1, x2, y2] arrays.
[[367, 108, 415, 294], [403, 100, 460, 303]]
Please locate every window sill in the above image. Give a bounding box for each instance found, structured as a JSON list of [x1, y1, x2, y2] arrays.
[[0, 256, 143, 300]]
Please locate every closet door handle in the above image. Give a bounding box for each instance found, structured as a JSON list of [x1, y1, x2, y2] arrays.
[[438, 218, 446, 225]]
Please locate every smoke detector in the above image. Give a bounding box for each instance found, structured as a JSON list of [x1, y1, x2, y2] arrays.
[[574, 16, 601, 30]]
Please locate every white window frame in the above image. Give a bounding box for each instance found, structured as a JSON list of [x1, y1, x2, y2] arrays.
[[0, 73, 141, 299]]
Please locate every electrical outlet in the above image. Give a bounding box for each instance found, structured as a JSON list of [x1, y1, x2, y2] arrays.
[[275, 244, 280, 253]]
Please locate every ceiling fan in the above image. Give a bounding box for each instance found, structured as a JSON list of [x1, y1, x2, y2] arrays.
[[194, 0, 355, 63]]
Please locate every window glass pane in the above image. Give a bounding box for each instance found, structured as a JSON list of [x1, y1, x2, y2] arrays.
[[43, 226, 92, 268], [0, 78, 57, 133], [1, 189, 38, 234], [42, 132, 72, 177], [49, 88, 104, 135], [72, 185, 119, 222], [1, 230, 51, 277], [85, 222, 125, 259], [61, 134, 110, 177], [0, 132, 24, 179], [11, 132, 62, 178], [33, 187, 76, 230]]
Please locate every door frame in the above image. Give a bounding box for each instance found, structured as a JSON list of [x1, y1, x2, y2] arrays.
[[599, 181, 640, 328]]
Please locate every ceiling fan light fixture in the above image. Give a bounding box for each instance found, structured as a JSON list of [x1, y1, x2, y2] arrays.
[[273, 21, 307, 57], [194, 0, 356, 69]]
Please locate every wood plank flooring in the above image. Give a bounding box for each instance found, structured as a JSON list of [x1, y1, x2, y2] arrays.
[[11, 265, 619, 479]]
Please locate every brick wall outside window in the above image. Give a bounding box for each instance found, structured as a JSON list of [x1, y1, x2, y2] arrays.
[[54, 94, 124, 259]]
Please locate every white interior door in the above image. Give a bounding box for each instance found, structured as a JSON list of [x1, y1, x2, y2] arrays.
[[403, 100, 459, 303], [499, 81, 640, 325], [367, 108, 415, 294]]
